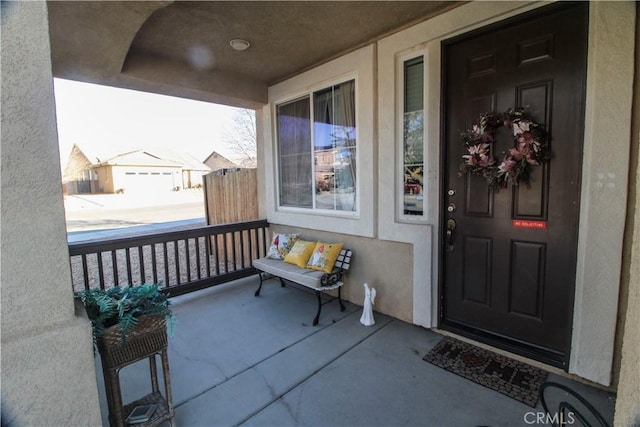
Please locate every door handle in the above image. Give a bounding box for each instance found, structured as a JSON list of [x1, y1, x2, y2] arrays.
[[446, 218, 456, 252]]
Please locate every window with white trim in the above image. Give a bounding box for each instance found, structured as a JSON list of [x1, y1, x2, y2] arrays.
[[402, 57, 424, 217], [276, 79, 356, 212]]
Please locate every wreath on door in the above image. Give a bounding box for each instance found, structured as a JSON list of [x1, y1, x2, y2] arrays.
[[458, 108, 551, 190]]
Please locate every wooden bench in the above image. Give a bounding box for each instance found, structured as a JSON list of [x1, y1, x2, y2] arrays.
[[252, 249, 353, 326]]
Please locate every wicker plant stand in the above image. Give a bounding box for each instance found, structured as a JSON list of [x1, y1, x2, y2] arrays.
[[98, 316, 175, 427]]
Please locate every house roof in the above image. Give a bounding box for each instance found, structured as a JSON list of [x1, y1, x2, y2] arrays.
[[62, 143, 93, 182], [60, 142, 107, 167], [92, 149, 212, 171], [46, 1, 462, 109], [94, 150, 183, 168], [203, 151, 238, 171], [152, 149, 211, 172]]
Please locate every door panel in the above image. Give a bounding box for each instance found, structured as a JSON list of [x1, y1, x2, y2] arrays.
[[462, 236, 492, 305], [441, 3, 588, 367], [509, 240, 545, 319], [514, 81, 551, 219]]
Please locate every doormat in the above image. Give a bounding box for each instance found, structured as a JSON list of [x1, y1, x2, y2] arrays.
[[423, 337, 548, 407]]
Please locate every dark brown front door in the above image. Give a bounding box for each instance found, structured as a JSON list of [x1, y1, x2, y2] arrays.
[[441, 3, 588, 367]]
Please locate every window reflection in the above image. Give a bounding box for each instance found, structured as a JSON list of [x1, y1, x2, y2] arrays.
[[277, 98, 312, 208], [276, 79, 357, 213], [403, 57, 424, 216], [313, 81, 356, 211]]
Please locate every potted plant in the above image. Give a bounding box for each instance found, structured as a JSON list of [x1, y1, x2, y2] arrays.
[[76, 283, 175, 365], [77, 284, 177, 425]]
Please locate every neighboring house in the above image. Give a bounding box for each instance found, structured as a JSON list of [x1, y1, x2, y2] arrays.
[[61, 143, 98, 194], [63, 147, 211, 194], [2, 2, 638, 426], [152, 149, 212, 189], [237, 157, 257, 169], [203, 151, 238, 172], [92, 150, 183, 194]]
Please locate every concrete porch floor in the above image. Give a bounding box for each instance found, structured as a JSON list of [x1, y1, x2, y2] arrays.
[[94, 276, 616, 426]]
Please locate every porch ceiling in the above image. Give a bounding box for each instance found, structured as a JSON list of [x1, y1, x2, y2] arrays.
[[47, 1, 463, 108]]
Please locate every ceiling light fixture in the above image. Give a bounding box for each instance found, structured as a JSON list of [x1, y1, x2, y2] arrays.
[[229, 39, 250, 51]]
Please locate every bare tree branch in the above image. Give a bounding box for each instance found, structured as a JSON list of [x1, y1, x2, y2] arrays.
[[221, 109, 256, 166]]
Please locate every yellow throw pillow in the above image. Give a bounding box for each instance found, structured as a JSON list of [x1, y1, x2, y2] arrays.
[[306, 242, 344, 273], [283, 240, 316, 269]]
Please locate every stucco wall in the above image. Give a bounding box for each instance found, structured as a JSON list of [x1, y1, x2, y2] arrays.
[[569, 1, 635, 386], [269, 225, 414, 323], [615, 119, 640, 424], [614, 3, 640, 425], [1, 1, 101, 424]]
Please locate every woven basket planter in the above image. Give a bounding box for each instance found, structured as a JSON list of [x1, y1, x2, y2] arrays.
[[97, 315, 168, 368]]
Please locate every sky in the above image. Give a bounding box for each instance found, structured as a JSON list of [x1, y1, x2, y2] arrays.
[[53, 78, 245, 167]]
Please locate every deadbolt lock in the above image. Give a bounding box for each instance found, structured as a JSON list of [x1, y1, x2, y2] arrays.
[[447, 203, 456, 213]]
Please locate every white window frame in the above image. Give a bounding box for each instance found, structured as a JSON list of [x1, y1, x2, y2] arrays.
[[396, 49, 429, 223], [265, 45, 375, 238], [273, 74, 360, 218]]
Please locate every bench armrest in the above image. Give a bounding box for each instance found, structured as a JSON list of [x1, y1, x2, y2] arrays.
[[320, 249, 352, 286], [333, 249, 352, 272], [320, 269, 344, 287]]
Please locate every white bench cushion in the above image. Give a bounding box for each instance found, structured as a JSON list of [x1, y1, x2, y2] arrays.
[[253, 257, 327, 289]]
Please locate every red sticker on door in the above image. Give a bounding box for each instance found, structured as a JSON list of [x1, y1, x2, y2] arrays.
[[512, 220, 547, 229]]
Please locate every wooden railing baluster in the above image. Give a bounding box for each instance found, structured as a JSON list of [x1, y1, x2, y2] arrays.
[[195, 237, 202, 280], [125, 248, 132, 284], [238, 231, 242, 270], [97, 252, 105, 289], [213, 233, 220, 275], [68, 220, 269, 297], [81, 254, 90, 290], [173, 240, 180, 285], [185, 239, 192, 281], [112, 250, 119, 286], [231, 232, 237, 272], [222, 233, 228, 274], [248, 229, 254, 268], [162, 242, 169, 287], [152, 244, 158, 284], [261, 227, 267, 258], [138, 245, 144, 284]]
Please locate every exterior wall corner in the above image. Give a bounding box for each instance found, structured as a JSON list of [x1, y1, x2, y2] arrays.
[[1, 1, 102, 423]]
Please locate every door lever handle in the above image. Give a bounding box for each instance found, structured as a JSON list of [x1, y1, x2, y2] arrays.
[[446, 219, 456, 252]]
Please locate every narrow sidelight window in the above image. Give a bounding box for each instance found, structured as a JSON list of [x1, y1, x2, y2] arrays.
[[403, 57, 424, 216]]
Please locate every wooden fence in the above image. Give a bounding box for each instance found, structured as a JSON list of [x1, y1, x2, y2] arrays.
[[203, 168, 259, 268], [203, 168, 258, 225]]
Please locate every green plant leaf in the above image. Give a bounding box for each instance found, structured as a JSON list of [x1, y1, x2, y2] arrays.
[[76, 283, 174, 346]]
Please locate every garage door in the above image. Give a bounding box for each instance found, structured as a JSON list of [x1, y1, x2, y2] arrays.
[[123, 171, 175, 194]]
